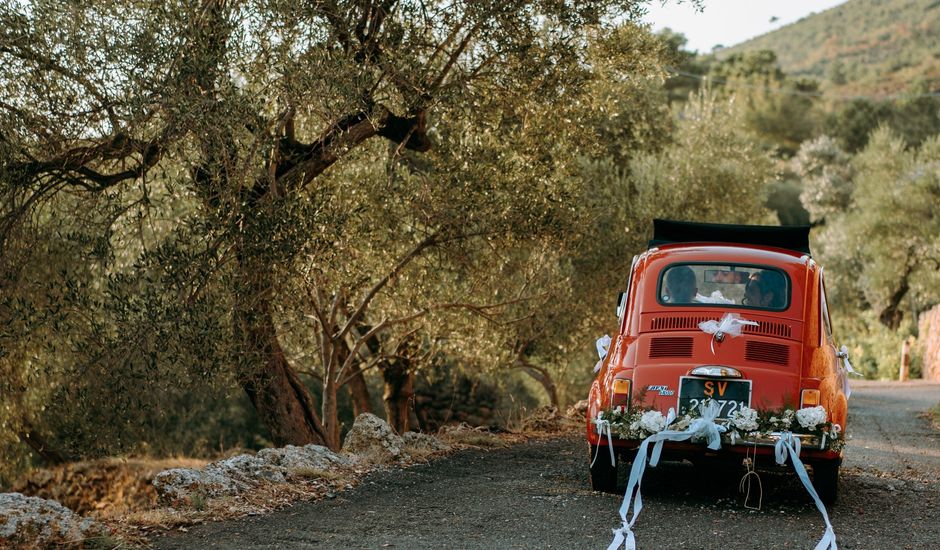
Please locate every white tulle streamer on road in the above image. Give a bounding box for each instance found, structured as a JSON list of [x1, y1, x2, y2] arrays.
[[605, 400, 840, 550]]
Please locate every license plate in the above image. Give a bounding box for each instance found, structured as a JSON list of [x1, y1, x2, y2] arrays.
[[677, 377, 752, 419]]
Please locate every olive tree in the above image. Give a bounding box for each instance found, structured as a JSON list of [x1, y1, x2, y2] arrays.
[[1, 0, 661, 451], [811, 128, 940, 329]]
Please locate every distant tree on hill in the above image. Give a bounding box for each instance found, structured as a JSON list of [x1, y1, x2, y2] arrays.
[[823, 81, 940, 152]]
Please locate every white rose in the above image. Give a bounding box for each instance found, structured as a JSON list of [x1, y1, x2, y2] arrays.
[[732, 407, 759, 432], [796, 406, 827, 429], [638, 410, 667, 433]]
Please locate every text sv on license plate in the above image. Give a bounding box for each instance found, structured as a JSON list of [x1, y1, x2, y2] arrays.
[[677, 376, 752, 419]]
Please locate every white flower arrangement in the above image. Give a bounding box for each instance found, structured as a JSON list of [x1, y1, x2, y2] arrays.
[[636, 410, 668, 433], [796, 405, 828, 429], [594, 400, 844, 452], [731, 407, 759, 432], [767, 409, 795, 430]]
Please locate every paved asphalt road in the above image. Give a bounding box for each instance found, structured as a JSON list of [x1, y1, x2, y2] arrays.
[[154, 380, 940, 549]]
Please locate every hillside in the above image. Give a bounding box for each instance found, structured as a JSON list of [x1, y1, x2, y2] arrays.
[[720, 0, 940, 96]]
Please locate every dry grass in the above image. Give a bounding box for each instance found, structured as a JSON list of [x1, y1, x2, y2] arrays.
[[437, 425, 509, 448], [9, 411, 577, 548], [104, 475, 357, 546], [287, 467, 345, 481], [11, 456, 211, 519]]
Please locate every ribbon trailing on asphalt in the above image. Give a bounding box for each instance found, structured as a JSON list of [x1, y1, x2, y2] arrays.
[[774, 432, 838, 550], [698, 313, 758, 354], [594, 335, 612, 373], [607, 401, 726, 550], [592, 414, 616, 468]]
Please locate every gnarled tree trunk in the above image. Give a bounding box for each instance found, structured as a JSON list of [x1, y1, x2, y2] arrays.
[[516, 356, 560, 408], [381, 358, 414, 434], [346, 362, 374, 416], [235, 259, 329, 447]]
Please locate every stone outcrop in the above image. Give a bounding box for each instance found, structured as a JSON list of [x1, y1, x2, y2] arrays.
[[342, 414, 452, 463], [153, 444, 353, 505], [342, 413, 405, 463], [153, 415, 451, 506], [152, 467, 238, 504], [0, 492, 103, 547]]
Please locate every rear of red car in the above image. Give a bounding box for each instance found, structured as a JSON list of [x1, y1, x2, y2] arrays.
[[586, 221, 846, 503]]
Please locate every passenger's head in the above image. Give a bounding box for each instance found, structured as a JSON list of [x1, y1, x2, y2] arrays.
[[665, 266, 696, 303], [745, 270, 786, 308]]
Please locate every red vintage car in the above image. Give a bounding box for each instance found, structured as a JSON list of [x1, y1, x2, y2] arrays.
[[587, 220, 849, 503]]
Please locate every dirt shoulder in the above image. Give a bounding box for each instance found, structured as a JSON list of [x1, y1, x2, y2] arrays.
[[153, 382, 940, 549]]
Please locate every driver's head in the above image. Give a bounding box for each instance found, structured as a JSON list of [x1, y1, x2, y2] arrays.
[[665, 266, 696, 303]]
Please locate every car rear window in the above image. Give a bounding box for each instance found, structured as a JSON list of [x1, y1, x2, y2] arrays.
[[658, 263, 790, 311]]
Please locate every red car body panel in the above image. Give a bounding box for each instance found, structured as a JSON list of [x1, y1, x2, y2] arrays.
[[586, 241, 848, 462]]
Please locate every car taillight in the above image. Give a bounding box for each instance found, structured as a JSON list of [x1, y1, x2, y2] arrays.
[[801, 389, 821, 408], [612, 378, 631, 408]]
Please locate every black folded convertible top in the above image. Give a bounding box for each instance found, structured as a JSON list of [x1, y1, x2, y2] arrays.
[[649, 219, 812, 255]]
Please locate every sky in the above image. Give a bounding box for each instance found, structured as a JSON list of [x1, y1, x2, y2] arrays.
[[642, 0, 849, 53]]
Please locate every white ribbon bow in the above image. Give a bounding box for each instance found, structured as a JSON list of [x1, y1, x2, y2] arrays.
[[608, 401, 727, 550], [837, 345, 860, 399], [594, 334, 612, 373], [774, 432, 838, 550], [698, 313, 758, 354]]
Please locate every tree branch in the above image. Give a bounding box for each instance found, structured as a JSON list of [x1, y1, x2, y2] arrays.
[[274, 105, 430, 191], [11, 134, 164, 191], [335, 233, 439, 341]]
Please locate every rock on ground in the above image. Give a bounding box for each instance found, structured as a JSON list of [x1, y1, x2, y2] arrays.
[[153, 416, 450, 506], [342, 413, 405, 463], [256, 444, 353, 476], [11, 457, 207, 516], [342, 414, 451, 463], [567, 399, 589, 418], [0, 492, 103, 547], [153, 445, 354, 506], [152, 468, 239, 505]]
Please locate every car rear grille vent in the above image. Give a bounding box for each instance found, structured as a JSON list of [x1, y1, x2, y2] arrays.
[[650, 316, 716, 330], [743, 322, 792, 338], [651, 316, 792, 339], [649, 337, 693, 358], [745, 341, 790, 366]]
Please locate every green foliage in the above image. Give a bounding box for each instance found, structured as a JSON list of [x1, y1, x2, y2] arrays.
[[2, 0, 679, 480], [824, 98, 894, 152], [627, 92, 776, 225], [805, 127, 940, 382], [719, 0, 940, 96], [663, 46, 821, 155], [792, 136, 855, 224], [833, 311, 918, 379], [824, 85, 940, 152]]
